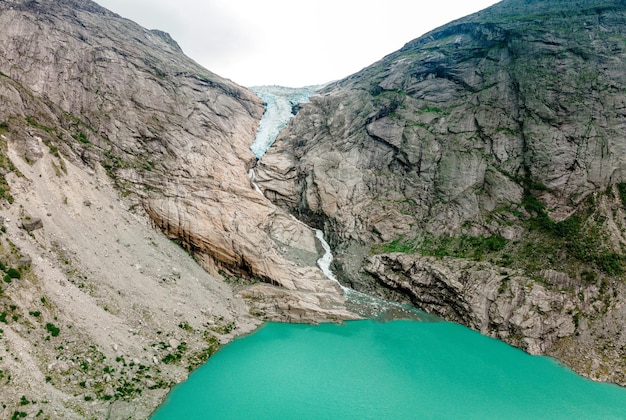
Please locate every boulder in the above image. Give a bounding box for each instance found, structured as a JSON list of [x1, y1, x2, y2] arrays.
[[21, 218, 43, 232]]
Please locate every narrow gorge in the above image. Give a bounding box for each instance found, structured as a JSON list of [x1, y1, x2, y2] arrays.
[[248, 86, 427, 321]]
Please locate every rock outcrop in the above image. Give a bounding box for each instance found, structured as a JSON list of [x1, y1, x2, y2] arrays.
[[257, 0, 626, 383], [364, 253, 626, 385], [259, 0, 626, 242]]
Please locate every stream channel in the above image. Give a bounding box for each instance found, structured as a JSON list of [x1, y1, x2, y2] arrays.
[[151, 86, 626, 420]]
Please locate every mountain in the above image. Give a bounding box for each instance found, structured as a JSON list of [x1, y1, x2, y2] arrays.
[[0, 0, 355, 418], [257, 0, 626, 384], [4, 0, 626, 416]]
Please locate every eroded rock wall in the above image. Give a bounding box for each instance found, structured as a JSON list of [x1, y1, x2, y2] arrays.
[[364, 252, 626, 384], [258, 0, 626, 241], [0, 0, 355, 323]]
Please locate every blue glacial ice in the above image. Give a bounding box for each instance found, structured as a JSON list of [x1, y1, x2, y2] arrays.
[[249, 85, 321, 159]]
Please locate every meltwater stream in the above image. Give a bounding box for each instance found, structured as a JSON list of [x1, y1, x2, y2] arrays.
[[313, 226, 427, 320], [249, 85, 425, 320], [151, 86, 626, 419]]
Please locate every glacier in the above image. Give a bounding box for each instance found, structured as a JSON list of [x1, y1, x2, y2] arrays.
[[249, 85, 320, 158]]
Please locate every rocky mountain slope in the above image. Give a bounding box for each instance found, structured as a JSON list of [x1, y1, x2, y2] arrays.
[[257, 0, 626, 384], [0, 0, 356, 418]]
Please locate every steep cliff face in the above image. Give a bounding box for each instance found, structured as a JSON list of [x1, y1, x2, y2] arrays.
[[0, 0, 355, 318], [260, 0, 626, 240], [257, 0, 626, 383], [0, 0, 355, 418]]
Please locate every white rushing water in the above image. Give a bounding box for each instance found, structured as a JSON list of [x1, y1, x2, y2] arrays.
[[314, 228, 343, 286], [249, 85, 426, 320], [247, 169, 264, 195], [313, 226, 424, 319]]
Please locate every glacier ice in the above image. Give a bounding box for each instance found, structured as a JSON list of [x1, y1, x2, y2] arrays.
[[249, 85, 320, 158]]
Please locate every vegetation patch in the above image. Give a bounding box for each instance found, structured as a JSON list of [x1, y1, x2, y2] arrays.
[[72, 131, 89, 144], [372, 233, 508, 262], [5, 268, 20, 280], [25, 117, 54, 134], [617, 182, 626, 208], [372, 184, 625, 286], [45, 322, 60, 337], [0, 131, 16, 204], [161, 342, 187, 364], [518, 189, 624, 276]]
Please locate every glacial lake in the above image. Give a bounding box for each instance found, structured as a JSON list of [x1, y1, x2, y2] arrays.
[[151, 319, 626, 419]]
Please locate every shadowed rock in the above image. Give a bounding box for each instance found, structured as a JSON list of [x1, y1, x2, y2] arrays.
[[21, 218, 43, 232]]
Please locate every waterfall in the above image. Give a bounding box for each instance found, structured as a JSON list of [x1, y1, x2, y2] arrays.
[[248, 169, 264, 196], [314, 228, 343, 287], [249, 85, 428, 321]]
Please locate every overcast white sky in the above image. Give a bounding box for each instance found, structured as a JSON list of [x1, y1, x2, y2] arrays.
[[96, 0, 500, 87]]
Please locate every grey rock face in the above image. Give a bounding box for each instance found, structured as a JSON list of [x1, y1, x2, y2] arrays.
[[259, 0, 626, 241]]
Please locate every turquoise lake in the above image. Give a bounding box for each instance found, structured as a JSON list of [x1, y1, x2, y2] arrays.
[[151, 319, 626, 419]]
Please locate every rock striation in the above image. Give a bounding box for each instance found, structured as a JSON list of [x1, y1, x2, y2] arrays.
[[0, 0, 354, 320], [257, 0, 626, 384], [365, 254, 579, 356]]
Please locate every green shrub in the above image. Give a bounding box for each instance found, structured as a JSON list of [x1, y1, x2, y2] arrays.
[[617, 183, 626, 207], [45, 323, 60, 337], [6, 268, 20, 279], [414, 233, 508, 261], [161, 353, 179, 364], [581, 270, 597, 284], [73, 131, 89, 144], [178, 321, 193, 332], [553, 215, 581, 237], [595, 253, 623, 276]]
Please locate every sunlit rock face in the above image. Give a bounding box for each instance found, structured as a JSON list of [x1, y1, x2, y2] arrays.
[[257, 0, 626, 385], [0, 1, 356, 417], [0, 0, 357, 323]]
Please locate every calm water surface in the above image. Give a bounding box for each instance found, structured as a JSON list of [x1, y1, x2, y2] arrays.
[[151, 320, 626, 419]]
